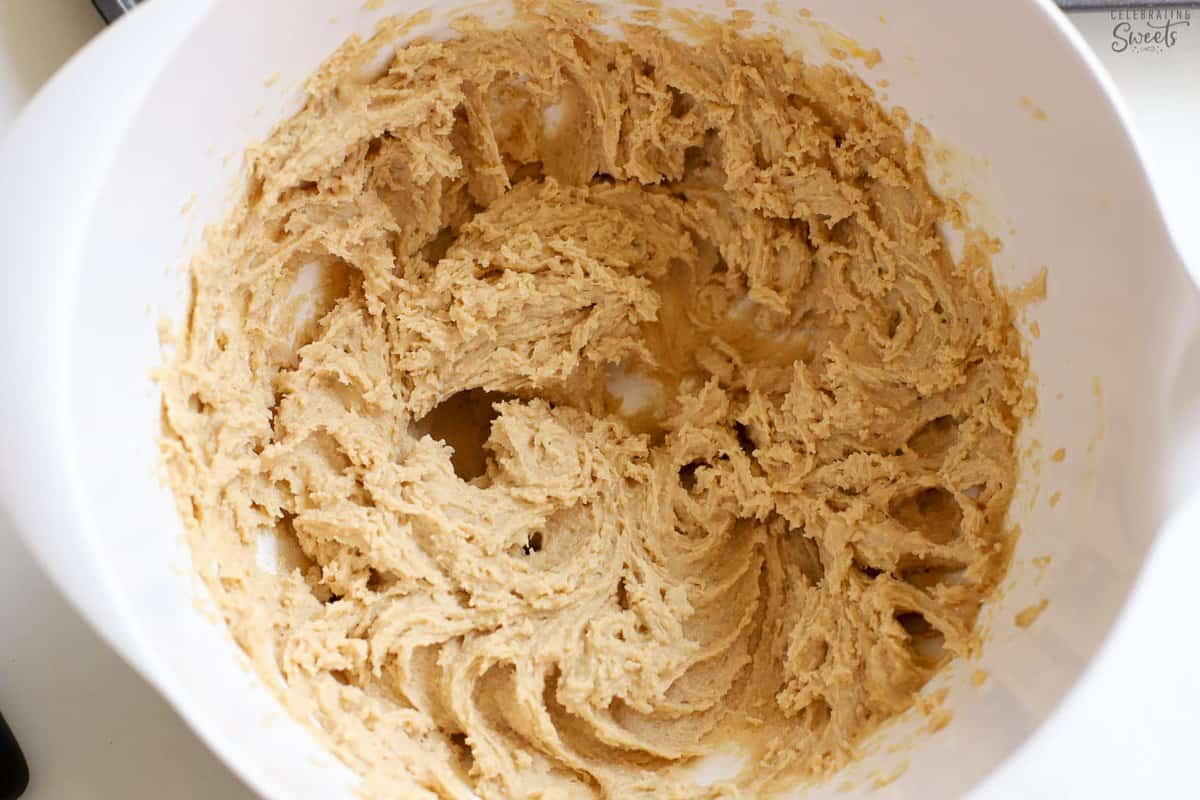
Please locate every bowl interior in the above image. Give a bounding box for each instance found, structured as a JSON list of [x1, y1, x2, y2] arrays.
[[60, 0, 1194, 797]]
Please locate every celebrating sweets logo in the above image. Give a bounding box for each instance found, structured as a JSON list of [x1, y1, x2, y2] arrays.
[[1110, 6, 1192, 53]]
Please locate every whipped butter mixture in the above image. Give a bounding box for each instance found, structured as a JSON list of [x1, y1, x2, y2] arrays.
[[160, 2, 1033, 797]]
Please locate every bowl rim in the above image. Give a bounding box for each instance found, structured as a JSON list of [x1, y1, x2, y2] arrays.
[[0, 1, 1193, 799]]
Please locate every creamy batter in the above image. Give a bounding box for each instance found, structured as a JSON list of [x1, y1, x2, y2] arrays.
[[159, 2, 1034, 797]]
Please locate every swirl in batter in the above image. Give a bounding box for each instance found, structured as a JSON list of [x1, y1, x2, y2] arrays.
[[160, 3, 1033, 797]]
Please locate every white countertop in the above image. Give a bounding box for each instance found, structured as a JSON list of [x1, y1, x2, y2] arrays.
[[0, 4, 1196, 798]]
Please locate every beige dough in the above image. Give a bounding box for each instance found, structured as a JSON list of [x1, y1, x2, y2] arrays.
[[160, 2, 1033, 797]]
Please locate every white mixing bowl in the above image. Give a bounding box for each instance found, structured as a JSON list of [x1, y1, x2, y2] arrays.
[[1, 0, 1197, 797]]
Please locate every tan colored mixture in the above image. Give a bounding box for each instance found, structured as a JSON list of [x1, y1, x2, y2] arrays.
[[160, 2, 1033, 797]]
